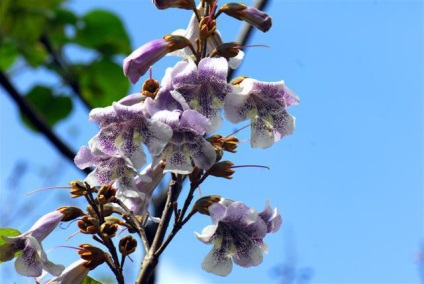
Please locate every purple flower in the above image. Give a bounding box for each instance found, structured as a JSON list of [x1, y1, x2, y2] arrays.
[[0, 211, 66, 277], [153, 0, 195, 10], [75, 102, 172, 187], [196, 200, 282, 276], [124, 35, 193, 84], [219, 3, 272, 32], [171, 57, 234, 132], [224, 78, 299, 148], [145, 100, 216, 174]]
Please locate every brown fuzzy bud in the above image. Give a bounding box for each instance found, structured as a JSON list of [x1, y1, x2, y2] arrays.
[[119, 236, 138, 256], [222, 136, 239, 153], [87, 204, 114, 218], [78, 244, 106, 270], [78, 216, 99, 234], [100, 222, 118, 238], [56, 206, 84, 221], [208, 161, 235, 179], [164, 34, 193, 53], [69, 180, 88, 198], [141, 78, 160, 99], [97, 185, 116, 205], [194, 195, 221, 215], [211, 42, 240, 59]]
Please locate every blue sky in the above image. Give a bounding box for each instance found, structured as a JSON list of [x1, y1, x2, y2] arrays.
[[0, 0, 422, 283]]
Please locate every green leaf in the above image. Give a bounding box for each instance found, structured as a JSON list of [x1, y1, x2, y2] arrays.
[[75, 9, 131, 56], [0, 41, 19, 71], [81, 276, 102, 284], [0, 228, 22, 264], [78, 59, 130, 107], [0, 228, 21, 246], [48, 8, 79, 47], [20, 85, 73, 132]]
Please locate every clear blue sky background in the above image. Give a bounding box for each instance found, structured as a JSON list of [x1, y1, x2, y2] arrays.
[[0, 0, 422, 283]]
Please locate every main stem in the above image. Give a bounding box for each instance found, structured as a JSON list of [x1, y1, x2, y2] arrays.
[[136, 174, 183, 284]]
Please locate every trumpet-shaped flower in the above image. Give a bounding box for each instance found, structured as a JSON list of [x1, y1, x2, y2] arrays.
[[196, 200, 282, 276], [224, 78, 299, 148], [0, 211, 67, 277], [75, 102, 173, 187], [144, 98, 216, 173], [171, 57, 233, 132]]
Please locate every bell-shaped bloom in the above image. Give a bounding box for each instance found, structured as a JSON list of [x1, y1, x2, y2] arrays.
[[171, 57, 234, 132], [153, 0, 195, 10], [116, 161, 165, 222], [195, 200, 282, 276], [75, 102, 173, 187], [224, 78, 299, 148], [124, 35, 193, 84], [0, 211, 66, 277], [46, 259, 89, 284], [145, 99, 216, 174], [219, 3, 272, 32]]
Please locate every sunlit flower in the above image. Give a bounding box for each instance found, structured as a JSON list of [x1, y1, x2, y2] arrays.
[[144, 99, 216, 173], [196, 200, 282, 276], [75, 102, 173, 187], [224, 78, 299, 148], [171, 57, 234, 132], [0, 211, 67, 277], [153, 0, 195, 10]]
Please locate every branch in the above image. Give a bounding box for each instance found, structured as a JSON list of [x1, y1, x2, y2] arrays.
[[0, 70, 91, 175]]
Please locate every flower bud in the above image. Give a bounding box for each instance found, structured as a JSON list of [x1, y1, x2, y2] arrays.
[[78, 216, 98, 234], [69, 180, 88, 198], [211, 42, 240, 59], [123, 35, 193, 84], [97, 184, 116, 205], [78, 244, 106, 270], [153, 0, 195, 10], [194, 195, 221, 215], [208, 161, 235, 179], [87, 204, 114, 217], [221, 136, 239, 153], [100, 223, 118, 238], [141, 78, 160, 99], [219, 3, 272, 32], [56, 206, 84, 221], [119, 235, 137, 256]]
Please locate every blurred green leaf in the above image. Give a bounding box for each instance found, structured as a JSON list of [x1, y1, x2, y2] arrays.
[[0, 41, 19, 71], [20, 85, 73, 131], [0, 228, 22, 264], [0, 228, 21, 246], [75, 9, 131, 56], [48, 7, 78, 47], [82, 276, 102, 284], [78, 59, 130, 107]]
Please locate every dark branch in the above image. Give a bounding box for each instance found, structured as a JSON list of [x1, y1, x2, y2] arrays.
[[0, 70, 91, 175]]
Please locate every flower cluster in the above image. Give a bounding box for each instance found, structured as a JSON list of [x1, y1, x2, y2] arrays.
[[1, 1, 299, 282]]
